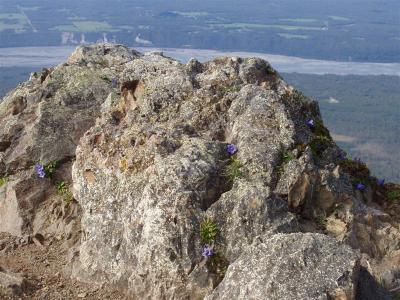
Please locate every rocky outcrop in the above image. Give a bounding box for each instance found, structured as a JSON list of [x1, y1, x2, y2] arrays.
[[0, 44, 141, 237], [1, 44, 399, 299], [207, 233, 360, 300]]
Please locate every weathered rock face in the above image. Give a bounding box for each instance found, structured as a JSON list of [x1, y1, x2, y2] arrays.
[[69, 46, 398, 298], [71, 53, 308, 298], [1, 44, 399, 299], [207, 233, 359, 300], [0, 44, 141, 236]]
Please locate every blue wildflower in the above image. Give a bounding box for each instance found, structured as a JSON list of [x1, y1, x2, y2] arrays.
[[35, 163, 46, 178], [356, 183, 365, 191], [306, 119, 315, 129], [227, 144, 238, 155], [202, 245, 213, 258], [111, 78, 118, 88], [377, 179, 385, 186]]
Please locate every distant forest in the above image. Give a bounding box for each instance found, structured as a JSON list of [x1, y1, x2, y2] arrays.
[[0, 0, 399, 62], [283, 73, 400, 182]]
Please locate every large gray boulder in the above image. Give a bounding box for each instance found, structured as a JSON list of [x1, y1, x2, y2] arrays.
[[71, 53, 306, 298], [207, 233, 360, 300], [1, 44, 398, 298], [0, 44, 141, 236], [71, 48, 398, 298]]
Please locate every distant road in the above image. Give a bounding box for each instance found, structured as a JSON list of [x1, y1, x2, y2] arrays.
[[1, 46, 399, 76]]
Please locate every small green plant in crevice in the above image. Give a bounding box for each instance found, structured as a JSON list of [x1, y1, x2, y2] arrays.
[[36, 160, 59, 178], [313, 119, 332, 140], [0, 176, 8, 187], [221, 85, 241, 95], [199, 218, 228, 283], [281, 151, 294, 164], [306, 118, 333, 159], [292, 90, 317, 110], [276, 149, 294, 175], [44, 160, 59, 178], [200, 218, 218, 245], [314, 211, 327, 229], [339, 157, 371, 185], [222, 157, 243, 183], [56, 181, 73, 204], [309, 136, 332, 157], [387, 190, 400, 203]]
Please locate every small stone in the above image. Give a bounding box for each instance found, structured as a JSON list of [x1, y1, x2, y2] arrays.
[[0, 268, 29, 296], [77, 292, 87, 298], [32, 237, 43, 248]]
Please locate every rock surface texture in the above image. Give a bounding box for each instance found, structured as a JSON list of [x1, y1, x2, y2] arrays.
[[207, 233, 359, 300], [1, 44, 399, 299]]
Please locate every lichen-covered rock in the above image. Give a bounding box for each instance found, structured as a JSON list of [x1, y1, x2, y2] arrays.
[[70, 47, 399, 298], [0, 44, 141, 236], [207, 233, 360, 300], [71, 52, 316, 298]]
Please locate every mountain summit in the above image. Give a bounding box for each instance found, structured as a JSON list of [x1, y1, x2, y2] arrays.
[[0, 44, 398, 299]]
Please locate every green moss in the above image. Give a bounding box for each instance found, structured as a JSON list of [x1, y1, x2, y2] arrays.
[[222, 157, 243, 183], [309, 136, 331, 157], [387, 189, 400, 202], [200, 218, 218, 244], [281, 151, 294, 164], [313, 119, 332, 140], [0, 176, 8, 187], [221, 85, 241, 95], [314, 211, 327, 229], [292, 90, 309, 103], [307, 118, 332, 159], [339, 158, 371, 184]]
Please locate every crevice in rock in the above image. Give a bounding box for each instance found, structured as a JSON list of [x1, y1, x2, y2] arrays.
[[11, 96, 27, 115], [356, 266, 394, 300], [201, 170, 231, 211], [40, 68, 52, 83], [0, 140, 11, 152], [206, 254, 230, 289], [120, 80, 140, 95], [111, 109, 125, 125]]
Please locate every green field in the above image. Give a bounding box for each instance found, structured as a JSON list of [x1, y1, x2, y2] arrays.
[[280, 18, 317, 23], [173, 11, 209, 18], [329, 15, 350, 21], [51, 21, 118, 32], [278, 33, 310, 39], [210, 23, 324, 31], [0, 13, 28, 32]]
